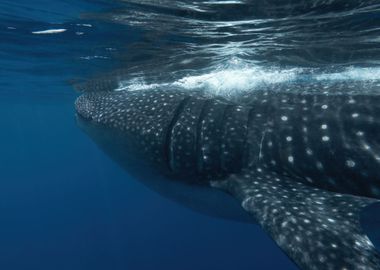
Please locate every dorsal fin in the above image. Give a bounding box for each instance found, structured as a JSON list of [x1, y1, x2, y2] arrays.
[[212, 169, 380, 270]]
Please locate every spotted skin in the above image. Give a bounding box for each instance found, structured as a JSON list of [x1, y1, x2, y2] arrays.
[[75, 88, 380, 270], [244, 91, 380, 198], [213, 169, 380, 270], [221, 104, 249, 173], [198, 100, 228, 175], [76, 89, 188, 171], [169, 97, 206, 172], [76, 89, 245, 179]]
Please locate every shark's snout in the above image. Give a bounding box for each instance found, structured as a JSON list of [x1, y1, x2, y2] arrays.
[[75, 94, 95, 120]]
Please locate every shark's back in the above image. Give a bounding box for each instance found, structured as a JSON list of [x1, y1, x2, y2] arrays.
[[244, 91, 380, 199]]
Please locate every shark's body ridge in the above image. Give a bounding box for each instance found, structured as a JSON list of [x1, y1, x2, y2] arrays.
[[75, 88, 380, 270]]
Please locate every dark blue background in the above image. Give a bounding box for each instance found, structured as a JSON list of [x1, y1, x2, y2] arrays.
[[0, 1, 296, 269]]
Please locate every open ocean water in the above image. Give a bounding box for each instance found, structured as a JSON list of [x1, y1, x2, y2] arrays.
[[1, 0, 380, 269]]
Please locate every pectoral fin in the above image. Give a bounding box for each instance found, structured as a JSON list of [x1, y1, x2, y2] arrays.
[[212, 169, 380, 270]]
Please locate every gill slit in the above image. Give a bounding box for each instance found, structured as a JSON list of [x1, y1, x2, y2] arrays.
[[165, 97, 191, 171]]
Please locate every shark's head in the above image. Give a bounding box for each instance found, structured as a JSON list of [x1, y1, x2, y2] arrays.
[[75, 89, 191, 177], [75, 89, 252, 223], [75, 88, 247, 180]]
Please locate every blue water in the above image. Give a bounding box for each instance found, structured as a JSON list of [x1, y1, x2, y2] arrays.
[[2, 0, 380, 269], [0, 1, 298, 269]]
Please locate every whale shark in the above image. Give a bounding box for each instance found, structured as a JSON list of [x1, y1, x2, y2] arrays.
[[75, 86, 380, 270]]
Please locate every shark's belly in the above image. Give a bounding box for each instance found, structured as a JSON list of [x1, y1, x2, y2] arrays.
[[248, 92, 380, 198]]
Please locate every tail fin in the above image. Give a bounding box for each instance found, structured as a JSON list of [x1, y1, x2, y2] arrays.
[[213, 169, 380, 270]]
